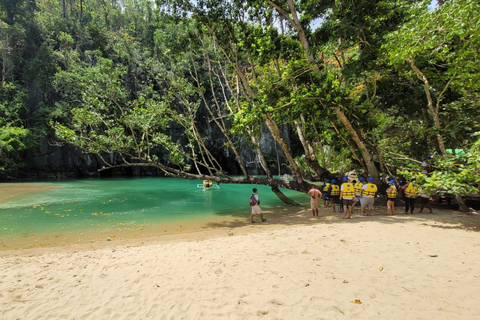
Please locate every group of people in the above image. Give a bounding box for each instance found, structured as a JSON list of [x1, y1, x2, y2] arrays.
[[306, 175, 433, 219], [249, 174, 434, 223], [309, 177, 378, 219]]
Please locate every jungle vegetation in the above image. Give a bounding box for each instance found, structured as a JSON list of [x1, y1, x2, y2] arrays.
[[1, 0, 479, 210]]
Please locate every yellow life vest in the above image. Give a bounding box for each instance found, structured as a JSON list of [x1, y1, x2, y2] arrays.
[[354, 182, 364, 194], [341, 183, 355, 197], [323, 182, 330, 192], [330, 184, 340, 196], [362, 183, 377, 197], [405, 183, 417, 197], [387, 186, 397, 198]]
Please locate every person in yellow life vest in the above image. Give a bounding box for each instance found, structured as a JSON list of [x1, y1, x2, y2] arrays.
[[329, 179, 340, 213], [352, 176, 365, 209], [203, 180, 209, 188], [386, 180, 397, 215], [321, 179, 331, 208], [360, 177, 377, 216], [401, 180, 418, 214], [340, 176, 355, 219]]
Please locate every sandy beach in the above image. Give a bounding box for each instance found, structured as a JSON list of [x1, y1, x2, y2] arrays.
[[1, 205, 480, 319]]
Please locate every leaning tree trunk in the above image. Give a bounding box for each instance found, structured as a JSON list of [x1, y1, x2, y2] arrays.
[[294, 118, 330, 180], [271, 186, 300, 205], [268, 0, 380, 182], [334, 107, 379, 181]]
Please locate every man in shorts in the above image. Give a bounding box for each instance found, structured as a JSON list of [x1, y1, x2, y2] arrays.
[[329, 179, 340, 213], [308, 185, 322, 217], [250, 188, 266, 223], [322, 179, 331, 208], [340, 176, 355, 219], [360, 177, 377, 216]]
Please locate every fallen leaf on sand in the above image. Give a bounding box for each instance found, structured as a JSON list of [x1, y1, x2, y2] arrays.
[[350, 299, 362, 304], [429, 254, 438, 257], [343, 280, 348, 283], [379, 267, 384, 271]]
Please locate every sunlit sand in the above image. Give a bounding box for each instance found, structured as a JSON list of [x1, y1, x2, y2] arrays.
[[1, 184, 480, 319]]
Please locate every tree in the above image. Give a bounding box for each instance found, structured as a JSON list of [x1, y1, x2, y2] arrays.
[[383, 0, 480, 210]]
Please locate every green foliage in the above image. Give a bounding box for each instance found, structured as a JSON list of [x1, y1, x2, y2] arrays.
[[383, 0, 480, 147], [0, 125, 30, 173], [399, 136, 480, 196], [0, 0, 479, 203]]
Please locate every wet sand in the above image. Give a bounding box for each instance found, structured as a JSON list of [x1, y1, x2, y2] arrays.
[[0, 183, 57, 203]]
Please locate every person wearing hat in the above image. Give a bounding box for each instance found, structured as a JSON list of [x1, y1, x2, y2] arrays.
[[360, 177, 377, 216], [329, 179, 340, 213], [340, 176, 355, 219], [321, 179, 331, 208], [386, 180, 397, 215]]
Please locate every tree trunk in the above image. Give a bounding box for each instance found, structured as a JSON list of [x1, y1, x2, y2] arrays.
[[407, 58, 470, 212], [264, 114, 304, 183], [294, 117, 330, 179], [267, 0, 379, 181], [407, 58, 447, 154], [334, 106, 379, 181], [271, 186, 299, 205]]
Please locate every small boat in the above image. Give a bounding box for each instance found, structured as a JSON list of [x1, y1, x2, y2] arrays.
[[197, 180, 220, 189], [197, 184, 220, 189]]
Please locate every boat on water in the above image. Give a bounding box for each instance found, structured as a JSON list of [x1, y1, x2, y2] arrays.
[[197, 180, 220, 190], [197, 184, 220, 189]]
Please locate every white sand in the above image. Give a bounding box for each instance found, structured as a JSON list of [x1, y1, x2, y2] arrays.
[[1, 208, 479, 319]]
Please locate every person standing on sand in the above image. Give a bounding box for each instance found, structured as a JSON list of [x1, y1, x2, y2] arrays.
[[418, 191, 434, 213], [308, 185, 322, 217], [352, 177, 365, 209], [340, 176, 355, 219], [321, 179, 331, 208], [402, 180, 418, 214], [360, 177, 377, 216], [250, 188, 266, 223], [386, 180, 397, 215], [329, 179, 340, 213]]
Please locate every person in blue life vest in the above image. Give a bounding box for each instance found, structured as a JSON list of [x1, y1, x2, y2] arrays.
[[329, 179, 340, 213], [352, 176, 365, 209], [360, 177, 377, 216], [321, 179, 331, 208], [340, 176, 355, 219], [386, 180, 398, 215]]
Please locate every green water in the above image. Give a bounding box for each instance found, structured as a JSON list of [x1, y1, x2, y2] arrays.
[[0, 178, 308, 237]]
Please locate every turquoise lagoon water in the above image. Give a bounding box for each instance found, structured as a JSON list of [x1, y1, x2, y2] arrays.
[[0, 178, 308, 238]]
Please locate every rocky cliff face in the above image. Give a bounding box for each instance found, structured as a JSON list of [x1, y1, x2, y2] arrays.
[[14, 124, 291, 180]]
